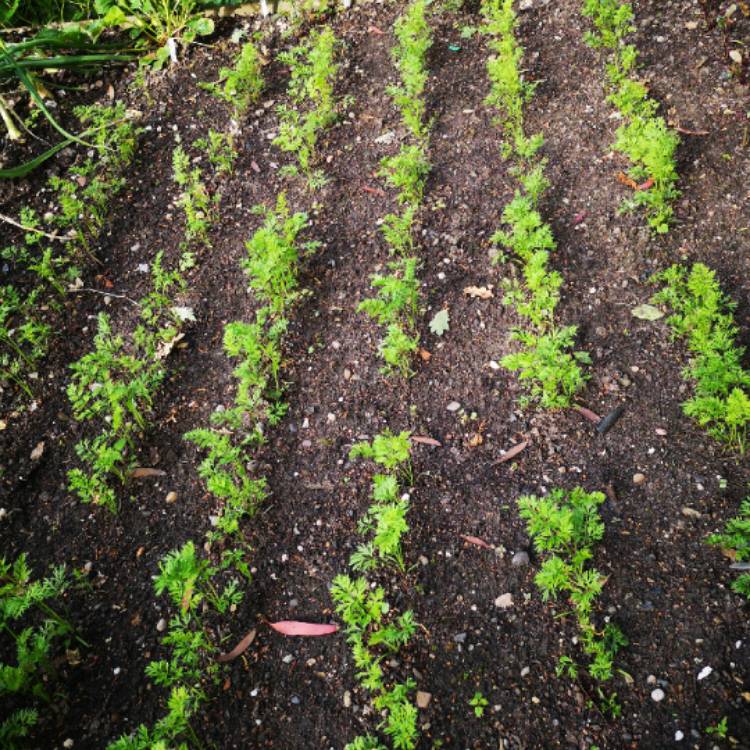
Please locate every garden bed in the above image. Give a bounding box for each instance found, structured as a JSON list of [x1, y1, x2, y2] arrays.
[[1, 0, 749, 748]]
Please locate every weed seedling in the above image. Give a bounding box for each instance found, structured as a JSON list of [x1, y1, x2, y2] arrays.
[[469, 691, 489, 717]]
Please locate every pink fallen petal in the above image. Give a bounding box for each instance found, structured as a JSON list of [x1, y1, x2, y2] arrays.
[[460, 534, 492, 549], [270, 621, 339, 636], [217, 629, 256, 663], [411, 435, 442, 447], [495, 440, 528, 464]]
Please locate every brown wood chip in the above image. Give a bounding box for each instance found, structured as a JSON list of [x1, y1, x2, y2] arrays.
[[131, 468, 167, 478]]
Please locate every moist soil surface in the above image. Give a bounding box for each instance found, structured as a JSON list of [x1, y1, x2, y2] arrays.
[[2, 1, 750, 748]]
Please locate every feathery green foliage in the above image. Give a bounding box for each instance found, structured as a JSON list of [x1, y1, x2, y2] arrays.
[[482, 0, 589, 409], [388, 0, 432, 140], [0, 556, 71, 744], [332, 428, 419, 748], [275, 26, 339, 187], [107, 542, 244, 750], [581, 0, 680, 233], [359, 258, 421, 377], [519, 488, 628, 699], [1, 104, 138, 401], [708, 498, 750, 599], [200, 40, 264, 117], [187, 195, 314, 547], [653, 263, 750, 452], [361, 0, 433, 378]]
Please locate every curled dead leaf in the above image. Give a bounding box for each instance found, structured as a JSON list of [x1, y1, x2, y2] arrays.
[[217, 629, 256, 663], [463, 285, 493, 299], [155, 333, 185, 360], [616, 171, 639, 190], [468, 433, 483, 447], [418, 348, 432, 362]]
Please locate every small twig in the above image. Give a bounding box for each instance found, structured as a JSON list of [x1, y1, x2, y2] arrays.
[[0, 212, 70, 242], [71, 287, 140, 306]]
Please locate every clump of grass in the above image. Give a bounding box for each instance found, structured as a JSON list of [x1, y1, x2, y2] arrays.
[[581, 0, 680, 233], [653, 262, 750, 452], [482, 0, 589, 409], [519, 487, 628, 715]]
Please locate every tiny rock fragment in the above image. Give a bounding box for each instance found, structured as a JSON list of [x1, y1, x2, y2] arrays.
[[512, 550, 530, 567], [156, 618, 167, 632], [416, 690, 432, 708], [30, 441, 44, 461], [729, 50, 743, 64], [633, 473, 646, 485], [165, 491, 178, 503], [343, 690, 352, 707], [446, 401, 461, 412], [495, 593, 513, 609], [655, 428, 667, 436], [63, 740, 74, 749], [651, 688, 665, 702], [681, 507, 702, 519], [697, 666, 712, 681]]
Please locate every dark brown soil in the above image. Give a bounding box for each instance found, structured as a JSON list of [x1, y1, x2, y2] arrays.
[[1, 1, 749, 749]]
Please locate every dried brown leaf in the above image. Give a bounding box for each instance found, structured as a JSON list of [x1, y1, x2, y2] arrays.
[[463, 285, 493, 299], [131, 467, 167, 478], [495, 440, 528, 464], [411, 435, 441, 447], [217, 629, 257, 663], [460, 534, 492, 549]]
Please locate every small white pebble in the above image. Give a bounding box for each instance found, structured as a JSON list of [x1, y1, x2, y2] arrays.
[[697, 666, 712, 681], [675, 730, 684, 741], [651, 688, 665, 702], [113, 667, 121, 676], [63, 740, 74, 749]]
